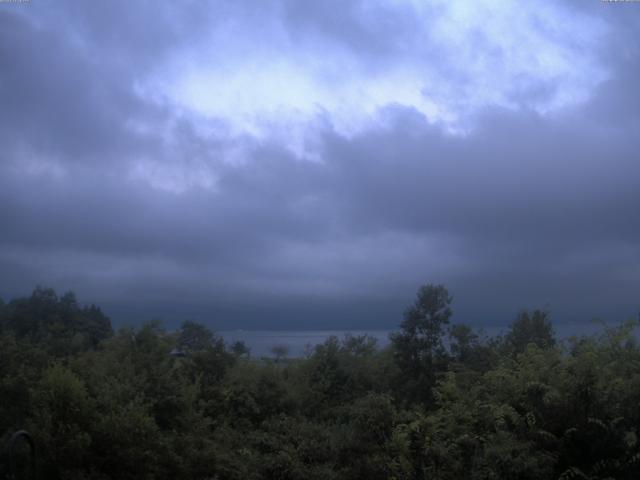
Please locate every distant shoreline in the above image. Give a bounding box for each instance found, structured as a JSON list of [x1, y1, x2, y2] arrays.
[[218, 322, 610, 358]]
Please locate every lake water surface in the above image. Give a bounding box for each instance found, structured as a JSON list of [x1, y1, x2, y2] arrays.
[[219, 322, 608, 358], [219, 330, 392, 357]]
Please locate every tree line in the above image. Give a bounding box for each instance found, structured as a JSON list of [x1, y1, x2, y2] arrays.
[[1, 285, 639, 479]]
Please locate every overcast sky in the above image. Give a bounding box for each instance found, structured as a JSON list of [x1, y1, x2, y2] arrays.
[[1, 0, 638, 329]]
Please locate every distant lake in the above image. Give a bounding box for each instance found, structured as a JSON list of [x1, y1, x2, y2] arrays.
[[219, 330, 392, 358], [219, 322, 609, 358]]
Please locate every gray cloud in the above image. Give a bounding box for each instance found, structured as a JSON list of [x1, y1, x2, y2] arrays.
[[0, 1, 638, 330]]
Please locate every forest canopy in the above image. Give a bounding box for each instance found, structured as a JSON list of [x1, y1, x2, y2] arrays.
[[1, 285, 639, 480]]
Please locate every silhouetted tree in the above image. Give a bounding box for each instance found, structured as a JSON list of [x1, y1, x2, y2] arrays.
[[0, 287, 112, 353], [390, 283, 452, 405], [231, 340, 250, 358], [503, 309, 555, 356], [271, 344, 290, 363], [177, 320, 214, 353]]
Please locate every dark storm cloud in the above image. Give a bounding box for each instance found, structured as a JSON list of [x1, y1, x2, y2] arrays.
[[0, 1, 638, 329], [0, 9, 158, 166]]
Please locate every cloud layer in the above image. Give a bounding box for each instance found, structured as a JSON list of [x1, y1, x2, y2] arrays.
[[1, 1, 639, 329]]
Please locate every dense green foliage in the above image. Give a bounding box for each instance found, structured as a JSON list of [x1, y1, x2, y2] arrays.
[[1, 285, 639, 479]]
